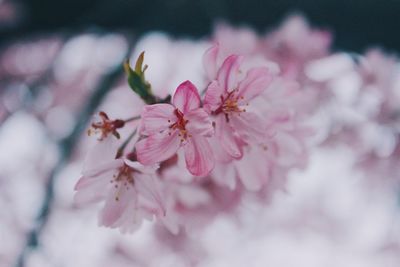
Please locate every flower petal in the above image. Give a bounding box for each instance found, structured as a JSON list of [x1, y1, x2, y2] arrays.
[[83, 137, 119, 175], [212, 163, 237, 190], [124, 159, 159, 174], [204, 80, 224, 113], [82, 158, 124, 178], [203, 44, 219, 81], [217, 55, 243, 92], [185, 108, 214, 137], [114, 199, 142, 234], [208, 135, 234, 163], [140, 104, 176, 135], [215, 114, 242, 158], [99, 184, 132, 227], [172, 80, 201, 113], [73, 174, 110, 205], [230, 112, 266, 143], [134, 173, 165, 215], [159, 212, 179, 235], [184, 135, 214, 176], [136, 130, 181, 165], [235, 147, 269, 191], [237, 67, 273, 104]]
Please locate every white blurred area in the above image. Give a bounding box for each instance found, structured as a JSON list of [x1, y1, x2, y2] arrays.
[[1, 31, 400, 267]]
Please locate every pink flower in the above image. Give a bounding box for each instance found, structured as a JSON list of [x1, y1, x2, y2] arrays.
[[74, 139, 169, 233], [136, 81, 214, 176], [203, 48, 273, 159], [263, 15, 332, 79]]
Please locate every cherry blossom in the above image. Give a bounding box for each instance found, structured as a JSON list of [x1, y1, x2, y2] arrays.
[[203, 49, 273, 160], [74, 138, 170, 233], [136, 80, 214, 176]]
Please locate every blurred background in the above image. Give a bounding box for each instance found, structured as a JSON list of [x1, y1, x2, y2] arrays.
[[3, 0, 400, 51], [2, 1, 400, 267]]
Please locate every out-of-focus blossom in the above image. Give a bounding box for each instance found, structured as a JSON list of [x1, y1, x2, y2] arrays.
[[263, 14, 332, 79], [74, 138, 170, 233]]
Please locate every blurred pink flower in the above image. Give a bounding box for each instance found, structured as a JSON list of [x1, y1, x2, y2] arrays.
[[263, 14, 332, 79], [136, 81, 214, 176]]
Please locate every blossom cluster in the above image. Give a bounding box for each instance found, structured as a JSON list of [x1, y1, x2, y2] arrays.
[[74, 15, 400, 235], [310, 49, 400, 182], [72, 16, 326, 234]]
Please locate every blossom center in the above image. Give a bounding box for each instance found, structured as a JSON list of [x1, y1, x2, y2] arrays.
[[213, 90, 246, 122], [169, 108, 191, 142], [111, 164, 134, 201]]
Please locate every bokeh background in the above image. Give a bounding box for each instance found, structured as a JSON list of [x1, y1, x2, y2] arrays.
[[2, 1, 400, 267]]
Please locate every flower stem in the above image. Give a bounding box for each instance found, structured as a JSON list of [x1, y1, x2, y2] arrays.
[[116, 128, 137, 158], [124, 115, 141, 123]]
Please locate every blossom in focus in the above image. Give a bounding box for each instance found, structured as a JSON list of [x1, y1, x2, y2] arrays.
[[203, 46, 273, 160], [136, 81, 214, 176], [74, 138, 169, 233]]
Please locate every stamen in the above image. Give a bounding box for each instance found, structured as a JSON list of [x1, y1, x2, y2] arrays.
[[213, 90, 247, 118], [89, 111, 125, 141], [112, 164, 136, 201], [169, 108, 190, 141]]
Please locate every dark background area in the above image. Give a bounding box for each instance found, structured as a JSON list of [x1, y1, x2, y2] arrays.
[[1, 0, 400, 52]]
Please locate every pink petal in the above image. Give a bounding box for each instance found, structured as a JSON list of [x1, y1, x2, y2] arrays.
[[82, 158, 124, 178], [124, 159, 159, 174], [231, 112, 266, 143], [172, 80, 201, 113], [99, 185, 132, 227], [208, 136, 234, 163], [235, 147, 269, 191], [237, 67, 273, 104], [134, 173, 166, 215], [212, 163, 237, 190], [184, 135, 214, 176], [159, 213, 179, 235], [185, 108, 214, 137], [83, 137, 119, 174], [215, 114, 242, 159], [114, 201, 142, 234], [140, 104, 176, 135], [203, 80, 224, 113], [203, 44, 219, 81], [217, 55, 243, 92], [136, 130, 181, 165], [73, 174, 110, 205]]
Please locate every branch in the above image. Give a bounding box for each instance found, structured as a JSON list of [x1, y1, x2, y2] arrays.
[[13, 36, 136, 267]]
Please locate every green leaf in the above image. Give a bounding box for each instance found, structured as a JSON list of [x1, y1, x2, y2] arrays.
[[124, 52, 157, 104]]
